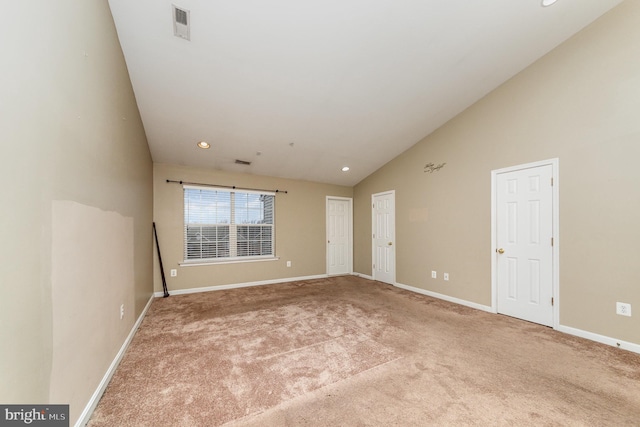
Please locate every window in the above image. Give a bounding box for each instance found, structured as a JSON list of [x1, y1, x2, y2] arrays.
[[183, 186, 275, 262]]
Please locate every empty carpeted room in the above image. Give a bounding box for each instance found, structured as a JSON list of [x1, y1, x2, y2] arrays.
[[2, 1, 639, 426]]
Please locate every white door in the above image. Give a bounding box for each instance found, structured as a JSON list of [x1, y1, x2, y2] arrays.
[[327, 198, 351, 275], [372, 191, 395, 285], [496, 164, 554, 326]]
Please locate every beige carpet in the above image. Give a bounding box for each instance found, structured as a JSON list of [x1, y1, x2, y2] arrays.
[[88, 276, 640, 426]]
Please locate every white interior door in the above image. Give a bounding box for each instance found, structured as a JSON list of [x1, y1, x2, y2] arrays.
[[372, 191, 395, 285], [326, 197, 352, 275], [496, 164, 554, 326]]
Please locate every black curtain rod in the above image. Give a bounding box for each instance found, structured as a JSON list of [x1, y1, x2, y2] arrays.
[[166, 179, 288, 194]]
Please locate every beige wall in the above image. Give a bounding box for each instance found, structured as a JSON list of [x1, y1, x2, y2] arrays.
[[153, 163, 352, 292], [0, 1, 153, 424], [354, 1, 639, 345], [1, 2, 637, 424]]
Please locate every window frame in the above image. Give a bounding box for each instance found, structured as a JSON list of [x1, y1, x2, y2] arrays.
[[182, 185, 276, 265]]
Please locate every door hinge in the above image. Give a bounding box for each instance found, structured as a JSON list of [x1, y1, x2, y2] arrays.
[[551, 177, 554, 186], [551, 237, 554, 247], [373, 233, 375, 238], [551, 297, 554, 306], [373, 263, 375, 269]]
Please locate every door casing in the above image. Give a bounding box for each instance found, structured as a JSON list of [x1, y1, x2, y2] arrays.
[[491, 158, 559, 328]]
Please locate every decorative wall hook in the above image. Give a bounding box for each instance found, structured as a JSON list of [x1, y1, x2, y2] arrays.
[[424, 162, 446, 173]]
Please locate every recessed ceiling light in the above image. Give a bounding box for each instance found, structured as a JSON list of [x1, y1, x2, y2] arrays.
[[541, 0, 558, 7], [341, 166, 350, 172], [197, 141, 210, 149]]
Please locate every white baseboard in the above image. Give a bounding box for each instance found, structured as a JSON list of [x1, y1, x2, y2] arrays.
[[75, 294, 155, 427], [352, 272, 374, 280], [75, 276, 640, 427], [394, 282, 495, 313], [556, 324, 640, 355], [154, 274, 329, 297], [394, 282, 640, 355]]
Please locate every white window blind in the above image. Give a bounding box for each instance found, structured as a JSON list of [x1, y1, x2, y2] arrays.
[[184, 186, 275, 262]]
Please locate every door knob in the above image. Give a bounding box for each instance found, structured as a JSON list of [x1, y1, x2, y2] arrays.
[[388, 242, 393, 246], [497, 248, 505, 254]]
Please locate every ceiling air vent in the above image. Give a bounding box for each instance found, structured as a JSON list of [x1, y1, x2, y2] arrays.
[[235, 159, 252, 166], [172, 5, 190, 41]]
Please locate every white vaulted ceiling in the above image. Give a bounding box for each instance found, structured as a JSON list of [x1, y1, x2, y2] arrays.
[[108, 0, 622, 186]]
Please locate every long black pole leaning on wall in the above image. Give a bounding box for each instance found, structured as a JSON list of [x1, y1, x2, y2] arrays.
[[152, 222, 170, 298], [165, 179, 288, 194]]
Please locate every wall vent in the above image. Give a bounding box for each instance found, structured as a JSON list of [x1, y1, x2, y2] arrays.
[[235, 159, 252, 166], [172, 5, 190, 41]]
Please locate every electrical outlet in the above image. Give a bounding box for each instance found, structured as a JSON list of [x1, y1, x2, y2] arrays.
[[120, 304, 124, 320], [616, 302, 632, 317], [431, 271, 437, 279], [286, 261, 291, 267], [444, 273, 449, 281], [170, 269, 177, 277]]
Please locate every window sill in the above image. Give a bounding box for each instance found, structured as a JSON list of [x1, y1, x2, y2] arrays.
[[179, 256, 280, 267]]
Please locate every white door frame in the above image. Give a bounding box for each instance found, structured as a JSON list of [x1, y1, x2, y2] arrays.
[[491, 158, 560, 329], [371, 190, 396, 285], [326, 196, 353, 275]]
